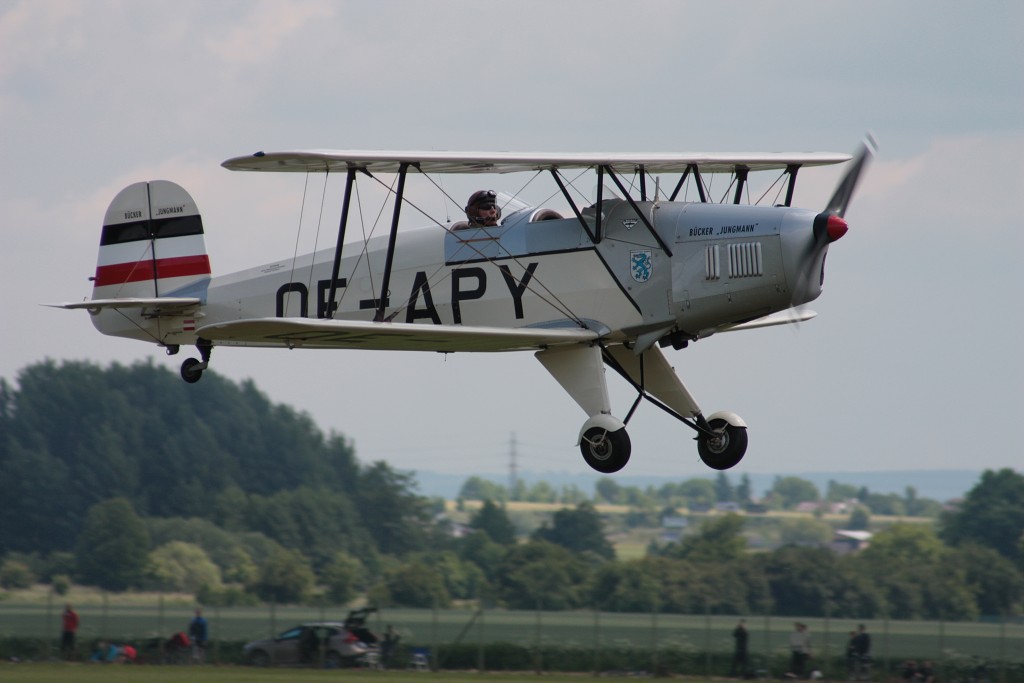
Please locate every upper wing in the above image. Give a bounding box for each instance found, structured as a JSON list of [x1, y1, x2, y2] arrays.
[[197, 318, 600, 352], [46, 297, 201, 316], [222, 150, 852, 175]]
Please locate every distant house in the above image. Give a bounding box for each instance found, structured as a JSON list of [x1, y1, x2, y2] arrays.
[[661, 515, 689, 529], [715, 502, 742, 513], [831, 529, 872, 555], [448, 522, 473, 538], [688, 502, 712, 513], [795, 501, 821, 514]]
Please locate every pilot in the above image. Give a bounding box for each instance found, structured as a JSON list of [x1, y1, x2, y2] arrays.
[[465, 190, 501, 227]]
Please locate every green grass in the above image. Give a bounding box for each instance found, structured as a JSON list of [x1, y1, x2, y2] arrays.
[[0, 663, 704, 683]]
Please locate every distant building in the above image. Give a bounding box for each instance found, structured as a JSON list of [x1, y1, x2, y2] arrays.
[[715, 502, 742, 513], [661, 515, 689, 529], [831, 529, 872, 555]]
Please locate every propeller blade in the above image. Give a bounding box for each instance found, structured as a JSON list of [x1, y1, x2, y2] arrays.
[[824, 133, 877, 218]]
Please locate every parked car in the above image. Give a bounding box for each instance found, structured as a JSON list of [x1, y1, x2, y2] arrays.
[[242, 621, 376, 667]]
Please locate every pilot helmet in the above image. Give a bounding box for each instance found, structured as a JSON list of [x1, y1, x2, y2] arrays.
[[465, 190, 501, 225]]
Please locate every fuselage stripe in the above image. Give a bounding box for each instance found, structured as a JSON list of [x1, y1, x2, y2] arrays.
[[94, 255, 211, 287]]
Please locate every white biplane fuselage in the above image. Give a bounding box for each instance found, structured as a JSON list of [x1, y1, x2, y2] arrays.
[[57, 145, 873, 473]]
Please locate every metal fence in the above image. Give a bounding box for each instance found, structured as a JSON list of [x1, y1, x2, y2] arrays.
[[1, 595, 1021, 679]]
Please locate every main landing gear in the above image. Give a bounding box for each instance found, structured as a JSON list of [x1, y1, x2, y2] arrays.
[[179, 338, 213, 384], [537, 343, 748, 474]]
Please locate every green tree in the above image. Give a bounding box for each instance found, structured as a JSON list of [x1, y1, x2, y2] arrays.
[[663, 513, 746, 563], [75, 498, 150, 590], [458, 476, 507, 501], [0, 559, 35, 589], [714, 472, 735, 503], [251, 546, 315, 604], [377, 559, 450, 608], [495, 541, 591, 610], [678, 478, 716, 508], [322, 551, 364, 605], [769, 476, 820, 509], [847, 506, 871, 530], [778, 517, 833, 547], [948, 543, 1024, 616], [594, 477, 622, 504], [736, 474, 753, 506], [469, 499, 516, 545], [941, 468, 1024, 565], [146, 541, 223, 593], [826, 479, 859, 502], [531, 502, 614, 559], [354, 462, 432, 556]]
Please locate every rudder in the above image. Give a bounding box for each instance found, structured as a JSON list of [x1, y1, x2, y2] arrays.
[[93, 180, 211, 300]]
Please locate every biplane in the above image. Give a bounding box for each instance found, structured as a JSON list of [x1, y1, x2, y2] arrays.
[[53, 139, 875, 473]]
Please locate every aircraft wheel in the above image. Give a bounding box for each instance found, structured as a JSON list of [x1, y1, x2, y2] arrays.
[[697, 418, 747, 470], [180, 357, 204, 384], [580, 426, 631, 473]]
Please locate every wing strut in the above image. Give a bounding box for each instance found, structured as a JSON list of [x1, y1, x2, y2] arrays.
[[669, 164, 708, 203], [327, 167, 357, 318], [601, 166, 673, 257], [549, 169, 598, 243], [732, 166, 749, 204], [784, 164, 799, 207], [376, 162, 413, 321]]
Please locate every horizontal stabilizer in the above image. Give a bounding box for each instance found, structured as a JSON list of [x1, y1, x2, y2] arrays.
[[718, 309, 817, 333], [46, 297, 201, 316], [197, 318, 600, 352]]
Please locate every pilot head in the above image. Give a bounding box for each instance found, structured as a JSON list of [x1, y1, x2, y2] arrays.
[[465, 190, 500, 227]]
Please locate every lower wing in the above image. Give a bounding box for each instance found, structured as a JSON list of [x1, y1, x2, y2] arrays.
[[197, 318, 601, 352]]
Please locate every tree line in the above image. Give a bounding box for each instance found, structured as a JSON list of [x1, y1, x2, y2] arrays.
[[1, 361, 1021, 620]]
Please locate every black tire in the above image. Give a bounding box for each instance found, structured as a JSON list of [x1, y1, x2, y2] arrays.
[[697, 418, 748, 470], [247, 649, 270, 667], [180, 357, 203, 384], [324, 651, 343, 669], [580, 426, 631, 473]]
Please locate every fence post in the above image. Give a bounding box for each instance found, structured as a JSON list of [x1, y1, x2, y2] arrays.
[[883, 616, 890, 678], [156, 593, 164, 656], [593, 607, 601, 676], [432, 600, 439, 673], [477, 605, 485, 672], [763, 613, 771, 679], [213, 604, 220, 665], [938, 619, 946, 683], [650, 595, 659, 675], [269, 600, 276, 666], [101, 591, 109, 640], [534, 598, 542, 674], [45, 588, 54, 660], [704, 597, 712, 679]]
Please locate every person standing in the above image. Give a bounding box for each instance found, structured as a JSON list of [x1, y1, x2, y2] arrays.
[[788, 622, 812, 679], [851, 624, 871, 679], [188, 608, 208, 663], [61, 604, 79, 659], [730, 618, 749, 677]]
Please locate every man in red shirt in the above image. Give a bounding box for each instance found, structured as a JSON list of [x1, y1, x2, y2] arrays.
[[61, 604, 80, 659]]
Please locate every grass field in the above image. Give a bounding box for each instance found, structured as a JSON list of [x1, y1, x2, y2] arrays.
[[2, 600, 1021, 663], [0, 664, 708, 683]]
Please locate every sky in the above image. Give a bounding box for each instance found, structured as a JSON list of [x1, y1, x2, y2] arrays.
[[2, 1, 1022, 481]]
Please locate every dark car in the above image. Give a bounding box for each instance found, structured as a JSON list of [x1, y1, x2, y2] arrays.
[[242, 621, 376, 667]]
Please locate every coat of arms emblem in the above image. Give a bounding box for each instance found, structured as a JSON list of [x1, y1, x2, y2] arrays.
[[630, 250, 653, 283]]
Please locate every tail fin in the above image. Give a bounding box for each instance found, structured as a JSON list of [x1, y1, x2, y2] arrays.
[[94, 180, 211, 300]]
